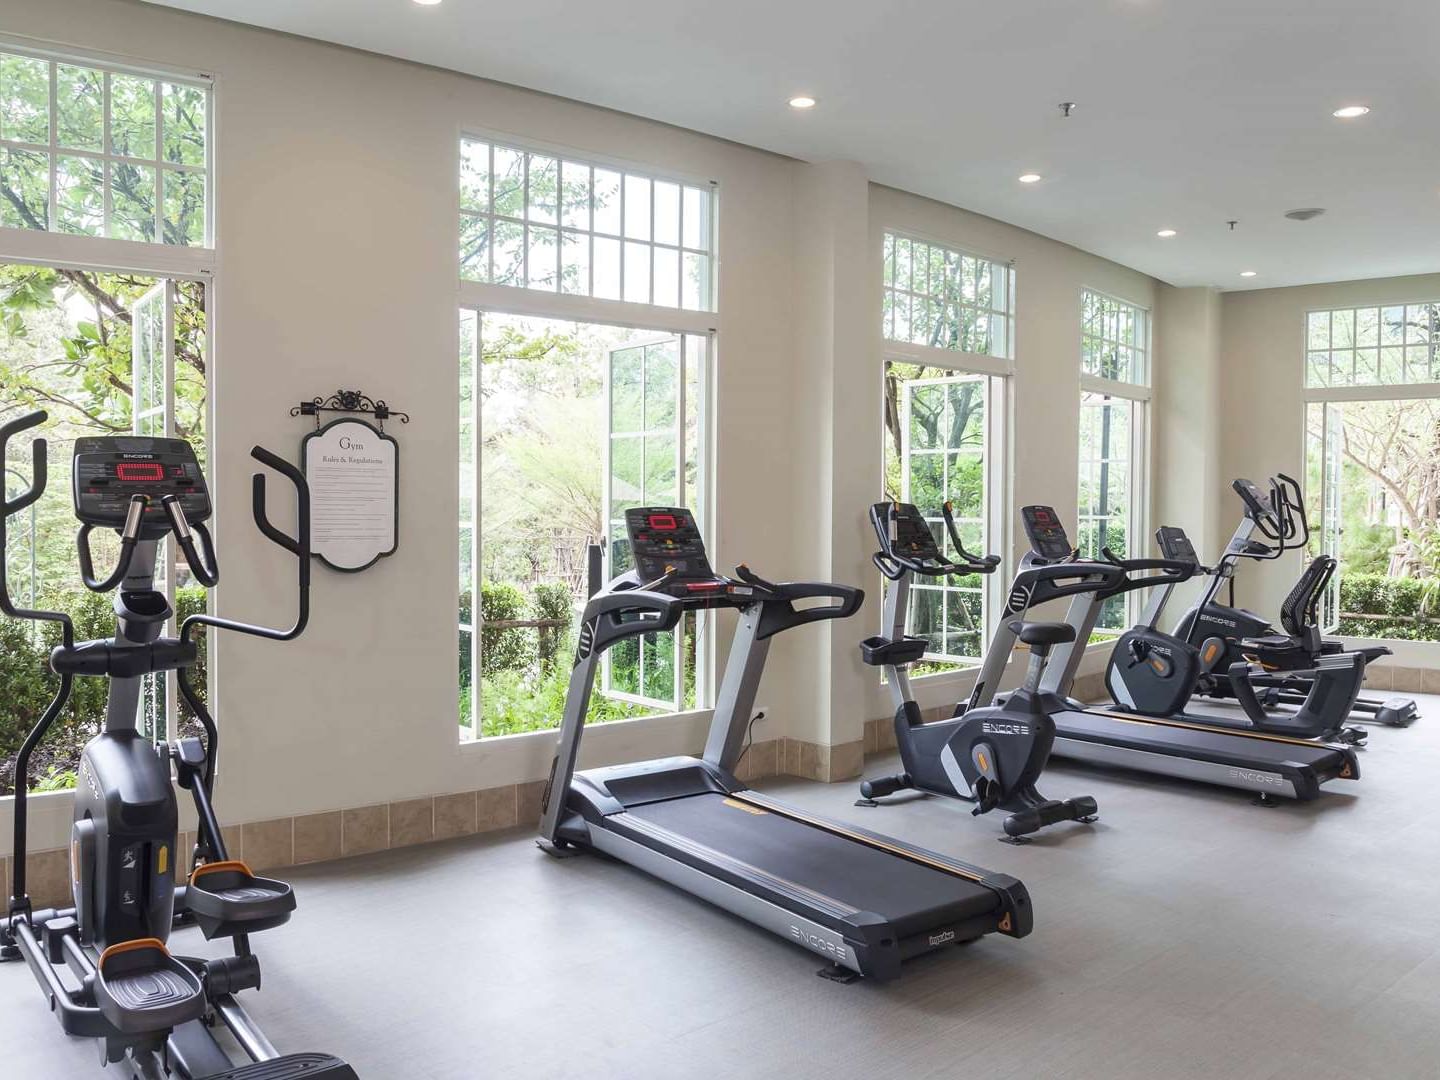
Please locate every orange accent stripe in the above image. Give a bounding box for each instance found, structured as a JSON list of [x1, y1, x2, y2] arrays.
[[189, 859, 253, 885], [728, 792, 986, 883], [99, 937, 168, 964]]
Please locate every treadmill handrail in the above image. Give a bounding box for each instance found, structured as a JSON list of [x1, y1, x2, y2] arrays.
[[751, 577, 865, 640]]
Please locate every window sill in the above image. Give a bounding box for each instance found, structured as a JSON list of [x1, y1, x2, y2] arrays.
[[459, 706, 714, 748]]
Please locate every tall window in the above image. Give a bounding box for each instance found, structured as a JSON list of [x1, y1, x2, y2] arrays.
[[459, 137, 714, 311], [881, 232, 1012, 672], [0, 46, 210, 246], [1, 266, 208, 795], [1305, 302, 1440, 641], [457, 139, 715, 740], [1078, 290, 1150, 633]]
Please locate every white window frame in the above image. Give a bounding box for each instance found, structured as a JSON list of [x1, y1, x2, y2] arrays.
[[1304, 301, 1440, 390], [1301, 299, 1440, 634], [0, 38, 214, 258], [879, 226, 1014, 672], [882, 229, 1016, 366], [455, 134, 719, 743], [458, 129, 717, 321], [1077, 289, 1151, 630], [894, 366, 1007, 666]]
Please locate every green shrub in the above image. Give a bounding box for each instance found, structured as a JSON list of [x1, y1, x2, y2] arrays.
[[532, 581, 574, 673], [479, 580, 529, 676], [1388, 577, 1424, 618], [1344, 525, 1397, 576], [1339, 573, 1387, 615]]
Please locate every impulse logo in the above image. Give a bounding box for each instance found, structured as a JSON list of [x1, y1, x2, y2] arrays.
[[928, 929, 957, 947], [1007, 584, 1033, 614]]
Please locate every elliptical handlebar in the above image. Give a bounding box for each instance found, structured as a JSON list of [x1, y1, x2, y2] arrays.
[[178, 444, 311, 645], [0, 411, 73, 645], [76, 495, 147, 592]]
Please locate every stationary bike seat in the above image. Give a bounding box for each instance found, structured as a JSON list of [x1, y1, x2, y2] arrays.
[[1008, 621, 1075, 647]]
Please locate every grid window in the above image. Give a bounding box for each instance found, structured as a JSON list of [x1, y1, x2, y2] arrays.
[[0, 48, 209, 246], [881, 232, 1014, 359], [1305, 303, 1440, 388], [1078, 392, 1137, 632], [1082, 290, 1148, 385], [459, 138, 715, 311]]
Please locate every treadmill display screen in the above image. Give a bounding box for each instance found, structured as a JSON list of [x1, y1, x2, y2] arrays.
[[1021, 505, 1073, 561], [625, 506, 715, 585]]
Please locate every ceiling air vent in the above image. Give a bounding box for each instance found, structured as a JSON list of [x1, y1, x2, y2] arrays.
[[1284, 208, 1326, 221]]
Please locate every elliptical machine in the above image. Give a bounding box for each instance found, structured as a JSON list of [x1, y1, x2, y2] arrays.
[[0, 412, 356, 1080], [856, 501, 1100, 843]]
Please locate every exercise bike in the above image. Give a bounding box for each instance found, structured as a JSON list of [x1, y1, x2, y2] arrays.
[[856, 501, 1099, 843], [1174, 474, 1417, 730], [1103, 475, 1375, 744], [0, 412, 356, 1080]]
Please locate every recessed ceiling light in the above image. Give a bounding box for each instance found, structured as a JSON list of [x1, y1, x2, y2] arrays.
[[788, 96, 817, 109], [1018, 173, 1042, 184], [1157, 229, 1177, 238], [1332, 105, 1370, 119], [413, 0, 442, 5], [1240, 270, 1258, 277]]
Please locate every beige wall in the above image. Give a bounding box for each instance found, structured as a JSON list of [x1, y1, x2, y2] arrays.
[[1219, 273, 1440, 643], [2, 0, 1203, 851]]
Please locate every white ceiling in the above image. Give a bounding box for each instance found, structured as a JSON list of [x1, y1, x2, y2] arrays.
[[143, 0, 1440, 290]]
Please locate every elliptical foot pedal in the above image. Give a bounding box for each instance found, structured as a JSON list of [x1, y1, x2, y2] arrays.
[[206, 1052, 359, 1079], [94, 938, 205, 1035], [816, 963, 860, 984], [185, 861, 296, 939]]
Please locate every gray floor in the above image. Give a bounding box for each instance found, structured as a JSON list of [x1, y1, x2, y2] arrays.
[[5, 697, 1440, 1079]]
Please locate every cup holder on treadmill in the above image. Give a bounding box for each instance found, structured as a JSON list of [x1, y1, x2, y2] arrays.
[[94, 938, 205, 1035], [184, 860, 296, 940]]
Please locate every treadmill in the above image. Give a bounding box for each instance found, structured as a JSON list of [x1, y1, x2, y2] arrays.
[[962, 506, 1359, 803], [539, 507, 1032, 982]]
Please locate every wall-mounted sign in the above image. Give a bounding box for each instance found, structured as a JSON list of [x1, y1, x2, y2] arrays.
[[301, 418, 398, 572]]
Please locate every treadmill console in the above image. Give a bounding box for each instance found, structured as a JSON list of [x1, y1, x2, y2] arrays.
[[624, 507, 714, 586], [1021, 505, 1073, 562], [870, 502, 941, 561], [1232, 478, 1273, 522], [73, 436, 210, 540], [1155, 526, 1199, 566]]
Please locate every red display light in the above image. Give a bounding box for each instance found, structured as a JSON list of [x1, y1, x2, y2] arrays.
[[115, 462, 166, 483], [647, 513, 678, 531]]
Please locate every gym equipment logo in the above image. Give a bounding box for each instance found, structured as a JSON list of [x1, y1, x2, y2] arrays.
[[1228, 768, 1283, 788], [983, 720, 1032, 736], [928, 929, 957, 947], [789, 926, 846, 960]]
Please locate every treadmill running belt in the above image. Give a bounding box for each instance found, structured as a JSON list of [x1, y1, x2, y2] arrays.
[[1056, 709, 1347, 771], [621, 792, 999, 938]]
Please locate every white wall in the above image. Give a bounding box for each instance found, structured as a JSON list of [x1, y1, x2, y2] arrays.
[[2, 0, 1199, 852], [1219, 272, 1440, 631]]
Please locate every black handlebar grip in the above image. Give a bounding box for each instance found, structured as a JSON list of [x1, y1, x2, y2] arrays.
[[0, 410, 48, 515]]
